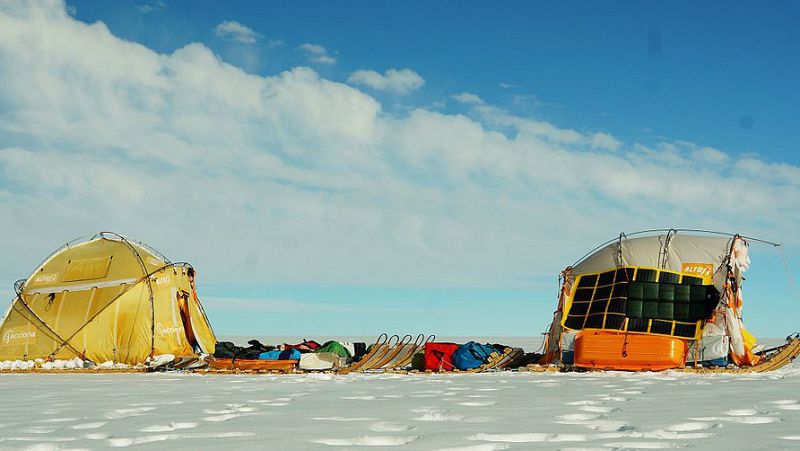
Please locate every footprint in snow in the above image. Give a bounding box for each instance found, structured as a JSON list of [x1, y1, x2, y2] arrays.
[[578, 406, 620, 413], [21, 425, 62, 434], [85, 433, 110, 440], [664, 422, 718, 432], [593, 395, 629, 402], [725, 408, 758, 416], [310, 417, 377, 422], [436, 443, 511, 451], [690, 414, 779, 425], [369, 421, 414, 432], [411, 407, 465, 422], [311, 436, 419, 446], [565, 400, 601, 406], [555, 412, 632, 433], [600, 441, 679, 449], [35, 417, 78, 423], [770, 400, 800, 411], [70, 422, 107, 430], [140, 422, 198, 432], [104, 407, 156, 420], [459, 401, 497, 407], [557, 413, 603, 422], [203, 413, 249, 422], [468, 432, 588, 443]]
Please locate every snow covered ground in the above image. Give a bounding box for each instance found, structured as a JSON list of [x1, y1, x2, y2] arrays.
[[2, 338, 800, 450]]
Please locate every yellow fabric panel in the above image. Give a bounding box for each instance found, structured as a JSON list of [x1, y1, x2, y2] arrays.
[[150, 270, 193, 357], [0, 302, 77, 360], [77, 283, 152, 364], [742, 327, 757, 348], [63, 256, 112, 282], [24, 237, 165, 293], [22, 284, 132, 349], [28, 293, 64, 341]]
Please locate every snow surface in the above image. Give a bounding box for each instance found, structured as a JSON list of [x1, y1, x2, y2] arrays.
[[2, 337, 800, 450]]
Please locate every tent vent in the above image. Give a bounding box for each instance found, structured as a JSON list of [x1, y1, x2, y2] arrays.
[[63, 256, 112, 282]]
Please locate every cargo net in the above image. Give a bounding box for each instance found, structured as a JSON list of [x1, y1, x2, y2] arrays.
[[562, 267, 719, 339]]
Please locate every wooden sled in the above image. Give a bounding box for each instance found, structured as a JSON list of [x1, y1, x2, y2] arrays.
[[466, 347, 518, 373], [209, 358, 298, 372], [337, 334, 391, 375], [363, 335, 414, 371], [494, 347, 525, 369], [347, 334, 401, 372], [151, 356, 200, 371], [383, 334, 434, 370], [677, 338, 800, 373]]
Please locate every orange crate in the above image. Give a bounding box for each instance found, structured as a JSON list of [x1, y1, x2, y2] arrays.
[[574, 330, 687, 371]]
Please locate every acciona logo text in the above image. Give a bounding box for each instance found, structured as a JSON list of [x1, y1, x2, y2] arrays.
[[156, 322, 183, 336], [3, 330, 36, 344]]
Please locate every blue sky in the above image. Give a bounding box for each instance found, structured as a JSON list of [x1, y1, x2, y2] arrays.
[[0, 1, 799, 338], [70, 0, 800, 165]]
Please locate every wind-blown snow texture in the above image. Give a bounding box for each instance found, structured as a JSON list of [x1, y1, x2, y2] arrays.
[[2, 364, 800, 450]]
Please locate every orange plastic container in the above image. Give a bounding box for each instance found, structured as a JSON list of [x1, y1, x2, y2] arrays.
[[573, 330, 687, 371]]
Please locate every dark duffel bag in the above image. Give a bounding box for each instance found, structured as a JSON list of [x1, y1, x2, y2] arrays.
[[235, 340, 274, 360], [352, 342, 367, 361], [214, 341, 239, 359]]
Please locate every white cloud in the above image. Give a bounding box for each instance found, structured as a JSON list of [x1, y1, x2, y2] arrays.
[[214, 20, 261, 44], [591, 132, 621, 151], [0, 1, 797, 293], [693, 146, 730, 164], [136, 1, 166, 14], [300, 43, 325, 54], [299, 43, 336, 64], [451, 92, 485, 105], [347, 68, 424, 95]]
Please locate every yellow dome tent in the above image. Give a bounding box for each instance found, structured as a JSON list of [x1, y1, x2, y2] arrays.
[[0, 233, 216, 365]]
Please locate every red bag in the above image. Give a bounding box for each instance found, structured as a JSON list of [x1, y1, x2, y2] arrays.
[[280, 339, 321, 353], [424, 342, 460, 371]]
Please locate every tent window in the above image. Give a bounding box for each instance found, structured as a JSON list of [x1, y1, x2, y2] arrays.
[[63, 256, 112, 282], [563, 266, 719, 339]]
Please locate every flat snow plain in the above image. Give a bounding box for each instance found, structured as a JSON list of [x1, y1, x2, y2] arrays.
[[2, 337, 800, 450]]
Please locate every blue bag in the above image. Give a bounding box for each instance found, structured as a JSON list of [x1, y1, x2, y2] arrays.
[[452, 341, 497, 370], [258, 349, 301, 360]]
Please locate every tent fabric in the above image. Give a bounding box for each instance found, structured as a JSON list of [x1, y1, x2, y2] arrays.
[[571, 233, 732, 290], [0, 233, 217, 364]]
